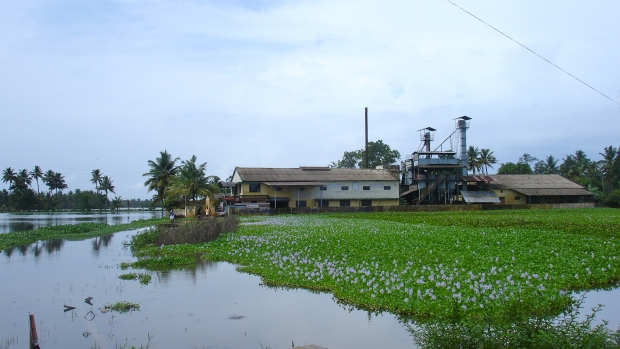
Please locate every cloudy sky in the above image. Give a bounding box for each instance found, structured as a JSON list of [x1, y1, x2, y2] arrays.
[[1, 0, 619, 199]]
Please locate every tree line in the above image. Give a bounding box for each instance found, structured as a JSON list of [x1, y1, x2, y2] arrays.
[[0, 166, 153, 212]]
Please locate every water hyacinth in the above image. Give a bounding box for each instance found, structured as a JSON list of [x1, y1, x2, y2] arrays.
[[197, 209, 620, 320]]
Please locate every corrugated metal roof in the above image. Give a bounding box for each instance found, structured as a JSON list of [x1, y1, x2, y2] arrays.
[[235, 167, 399, 182], [489, 174, 593, 196], [462, 191, 501, 203], [262, 181, 326, 186]]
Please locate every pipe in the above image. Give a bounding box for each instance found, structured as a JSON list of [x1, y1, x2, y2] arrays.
[[365, 107, 369, 169]]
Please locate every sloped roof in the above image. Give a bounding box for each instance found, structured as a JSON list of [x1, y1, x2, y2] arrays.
[[462, 191, 501, 203], [488, 174, 593, 196], [234, 167, 399, 183]]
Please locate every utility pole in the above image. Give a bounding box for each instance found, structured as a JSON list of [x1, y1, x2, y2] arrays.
[[365, 107, 369, 169]]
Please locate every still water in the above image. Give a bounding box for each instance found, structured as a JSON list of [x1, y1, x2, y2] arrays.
[[0, 229, 415, 349], [0, 211, 162, 234]]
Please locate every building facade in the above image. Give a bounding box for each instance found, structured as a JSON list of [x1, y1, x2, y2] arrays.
[[231, 167, 400, 208]]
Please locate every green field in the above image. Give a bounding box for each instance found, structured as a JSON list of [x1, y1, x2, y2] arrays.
[[198, 209, 620, 321]]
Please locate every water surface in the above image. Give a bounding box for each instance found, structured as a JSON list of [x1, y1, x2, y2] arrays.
[[0, 229, 415, 349], [0, 211, 162, 234]]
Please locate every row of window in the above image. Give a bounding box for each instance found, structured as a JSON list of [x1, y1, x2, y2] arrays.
[[294, 200, 372, 207], [248, 184, 392, 193]]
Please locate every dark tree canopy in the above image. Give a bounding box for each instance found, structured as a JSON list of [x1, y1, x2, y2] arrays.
[[330, 140, 400, 169]]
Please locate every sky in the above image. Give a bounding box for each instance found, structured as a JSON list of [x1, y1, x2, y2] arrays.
[[1, 0, 619, 199]]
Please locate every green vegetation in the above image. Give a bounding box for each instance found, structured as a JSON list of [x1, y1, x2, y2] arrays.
[[142, 151, 221, 212], [407, 296, 620, 348], [186, 209, 619, 321], [105, 301, 140, 313], [126, 217, 239, 270], [0, 218, 168, 251], [329, 140, 400, 169], [128, 208, 620, 346], [118, 273, 152, 285]]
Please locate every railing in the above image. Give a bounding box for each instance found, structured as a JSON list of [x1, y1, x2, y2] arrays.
[[412, 176, 444, 205]]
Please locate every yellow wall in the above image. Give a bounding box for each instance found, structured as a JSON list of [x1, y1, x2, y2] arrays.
[[493, 189, 526, 204]]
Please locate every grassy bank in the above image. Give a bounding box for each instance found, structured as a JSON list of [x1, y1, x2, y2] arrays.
[[0, 217, 168, 251]]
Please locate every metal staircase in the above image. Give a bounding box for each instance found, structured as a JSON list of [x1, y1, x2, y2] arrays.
[[413, 176, 444, 205]]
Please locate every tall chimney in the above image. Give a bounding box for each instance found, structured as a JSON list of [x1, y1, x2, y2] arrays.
[[365, 107, 369, 169]]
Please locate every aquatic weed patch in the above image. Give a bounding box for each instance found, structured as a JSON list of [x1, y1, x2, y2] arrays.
[[204, 212, 620, 320], [105, 301, 140, 313], [0, 218, 168, 251], [118, 273, 152, 285]]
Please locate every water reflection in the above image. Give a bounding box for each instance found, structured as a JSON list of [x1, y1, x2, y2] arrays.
[[0, 211, 160, 234]]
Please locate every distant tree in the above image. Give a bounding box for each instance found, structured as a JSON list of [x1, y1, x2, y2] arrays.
[[497, 162, 534, 175], [534, 155, 559, 174], [2, 167, 16, 193], [143, 150, 179, 209], [52, 172, 68, 195], [91, 169, 102, 208], [29, 166, 43, 194], [466, 146, 481, 175], [111, 196, 123, 212], [330, 140, 400, 169], [478, 148, 497, 175], [165, 155, 219, 207], [99, 175, 115, 209], [12, 169, 32, 190], [599, 145, 619, 195]]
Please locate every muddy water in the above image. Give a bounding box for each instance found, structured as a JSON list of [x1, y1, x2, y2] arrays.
[[0, 211, 162, 234], [0, 229, 415, 349]]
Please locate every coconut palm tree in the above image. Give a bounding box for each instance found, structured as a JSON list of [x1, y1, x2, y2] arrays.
[[52, 172, 68, 195], [99, 175, 115, 209], [599, 145, 619, 194], [466, 146, 481, 175], [91, 169, 103, 210], [165, 155, 219, 214], [12, 169, 32, 190], [29, 166, 43, 195], [478, 149, 497, 175], [42, 170, 56, 194], [2, 167, 16, 208], [143, 150, 179, 209], [2, 167, 16, 192]]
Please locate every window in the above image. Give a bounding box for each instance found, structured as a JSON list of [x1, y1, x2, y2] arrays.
[[384, 186, 391, 190], [361, 200, 372, 207], [340, 200, 350, 207], [320, 186, 327, 191], [363, 186, 370, 190], [298, 187, 305, 191], [296, 200, 307, 207], [249, 183, 260, 192], [316, 200, 328, 207], [341, 186, 349, 190], [515, 196, 521, 201], [274, 187, 282, 191], [499, 197, 505, 203]]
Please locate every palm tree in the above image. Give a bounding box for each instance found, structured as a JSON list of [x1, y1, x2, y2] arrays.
[[478, 149, 497, 175], [143, 150, 179, 210], [2, 167, 16, 208], [544, 155, 559, 174], [165, 155, 219, 215], [42, 170, 56, 194], [52, 172, 68, 195], [99, 175, 116, 209], [29, 166, 44, 195], [2, 167, 16, 192], [91, 169, 103, 210], [599, 145, 619, 194], [13, 169, 32, 190], [466, 146, 481, 175]]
